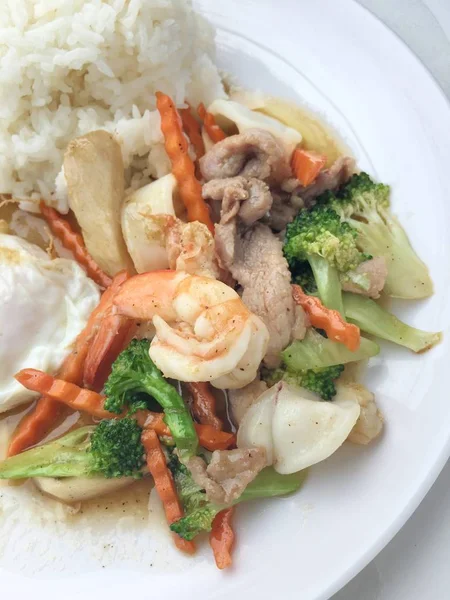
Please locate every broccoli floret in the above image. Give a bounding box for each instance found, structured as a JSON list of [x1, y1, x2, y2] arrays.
[[301, 365, 344, 400], [169, 454, 306, 540], [262, 364, 344, 401], [126, 392, 157, 415], [284, 206, 362, 272], [0, 418, 145, 480], [292, 263, 318, 295], [104, 339, 198, 458], [167, 453, 221, 540], [284, 205, 366, 313], [324, 173, 433, 299], [171, 505, 221, 541], [90, 419, 145, 478], [104, 339, 158, 414], [281, 328, 380, 372], [167, 454, 206, 513], [342, 292, 441, 353]]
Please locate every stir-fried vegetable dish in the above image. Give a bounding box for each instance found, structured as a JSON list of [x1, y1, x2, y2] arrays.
[[0, 31, 440, 572]]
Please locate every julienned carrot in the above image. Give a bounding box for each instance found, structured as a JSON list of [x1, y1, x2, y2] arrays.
[[142, 429, 196, 555], [13, 369, 236, 451], [14, 369, 147, 424], [6, 399, 65, 459], [186, 382, 223, 430], [179, 106, 205, 162], [140, 414, 236, 452], [291, 148, 327, 187], [210, 507, 235, 569], [195, 425, 236, 451], [15, 369, 114, 419], [156, 92, 214, 233], [83, 313, 135, 391], [292, 284, 360, 351], [39, 201, 112, 289], [197, 103, 227, 144], [139, 412, 170, 435], [7, 272, 130, 457]]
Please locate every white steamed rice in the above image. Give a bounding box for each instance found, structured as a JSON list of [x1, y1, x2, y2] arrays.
[[0, 0, 225, 212]]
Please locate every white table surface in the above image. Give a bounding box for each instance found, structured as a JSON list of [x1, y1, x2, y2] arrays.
[[334, 1, 450, 598]]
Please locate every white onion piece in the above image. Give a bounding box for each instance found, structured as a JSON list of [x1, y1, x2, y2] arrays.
[[207, 99, 302, 157], [272, 385, 360, 474], [34, 475, 138, 504], [237, 382, 360, 474], [121, 174, 181, 273], [236, 384, 276, 464]]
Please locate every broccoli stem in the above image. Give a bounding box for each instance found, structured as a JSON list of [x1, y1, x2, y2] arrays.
[[308, 254, 344, 314], [170, 467, 306, 540], [104, 340, 198, 459], [349, 216, 433, 299], [342, 293, 441, 353], [136, 373, 198, 459], [0, 427, 95, 479], [0, 419, 147, 480], [282, 328, 380, 371], [238, 467, 307, 501]]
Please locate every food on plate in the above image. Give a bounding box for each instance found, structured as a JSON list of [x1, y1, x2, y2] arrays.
[[0, 234, 100, 413], [0, 0, 441, 572], [64, 131, 136, 276]]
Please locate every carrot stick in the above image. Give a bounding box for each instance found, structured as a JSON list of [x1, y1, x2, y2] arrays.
[[140, 417, 235, 452], [14, 369, 235, 451], [292, 284, 360, 351], [6, 399, 66, 458], [198, 103, 227, 144], [7, 271, 130, 457], [186, 382, 223, 430], [15, 369, 114, 420], [210, 507, 235, 570], [195, 425, 236, 451], [83, 313, 135, 391], [179, 106, 205, 161], [156, 92, 214, 233], [39, 201, 112, 288], [136, 411, 170, 435], [142, 429, 196, 555], [291, 149, 327, 187]]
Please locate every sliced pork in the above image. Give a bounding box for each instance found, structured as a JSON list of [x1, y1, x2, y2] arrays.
[[283, 156, 355, 204], [216, 223, 304, 367], [200, 129, 291, 184], [265, 190, 304, 232], [202, 176, 272, 225], [187, 447, 268, 504]]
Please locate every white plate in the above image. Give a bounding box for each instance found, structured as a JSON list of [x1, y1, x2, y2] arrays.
[[2, 1, 450, 599]]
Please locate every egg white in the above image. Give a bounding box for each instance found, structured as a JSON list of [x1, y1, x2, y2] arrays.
[[0, 234, 100, 413]]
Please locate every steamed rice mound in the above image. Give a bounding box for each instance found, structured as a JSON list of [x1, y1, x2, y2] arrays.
[[0, 0, 225, 211]]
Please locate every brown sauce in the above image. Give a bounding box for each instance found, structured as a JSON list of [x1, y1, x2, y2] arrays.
[[71, 477, 152, 524]]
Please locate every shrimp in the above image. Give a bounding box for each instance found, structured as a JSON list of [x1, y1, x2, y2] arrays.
[[165, 218, 220, 279], [124, 203, 220, 279], [113, 271, 269, 389]]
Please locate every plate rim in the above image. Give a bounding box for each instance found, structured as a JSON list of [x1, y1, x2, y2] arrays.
[[1, 2, 450, 598], [195, 0, 450, 597], [318, 2, 450, 597]]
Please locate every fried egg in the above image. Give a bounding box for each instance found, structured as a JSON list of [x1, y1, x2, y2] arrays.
[[0, 234, 100, 413]]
